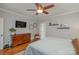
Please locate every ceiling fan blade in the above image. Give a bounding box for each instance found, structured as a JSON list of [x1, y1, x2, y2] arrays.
[[43, 11, 49, 14], [35, 3, 43, 9], [44, 4, 54, 10], [27, 9, 36, 11], [35, 3, 40, 9]]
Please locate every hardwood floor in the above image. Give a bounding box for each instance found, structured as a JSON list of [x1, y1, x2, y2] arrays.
[[0, 43, 29, 55]]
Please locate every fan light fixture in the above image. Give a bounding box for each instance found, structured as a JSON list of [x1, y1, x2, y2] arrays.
[[37, 9, 43, 13]]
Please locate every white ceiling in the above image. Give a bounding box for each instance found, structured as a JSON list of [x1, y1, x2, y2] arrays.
[[0, 3, 79, 20]]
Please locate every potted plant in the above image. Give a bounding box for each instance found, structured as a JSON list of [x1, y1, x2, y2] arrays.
[[9, 28, 16, 35]]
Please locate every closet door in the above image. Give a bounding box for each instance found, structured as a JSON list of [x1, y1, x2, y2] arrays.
[[0, 17, 3, 49]]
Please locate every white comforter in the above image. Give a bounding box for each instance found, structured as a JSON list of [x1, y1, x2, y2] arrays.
[[25, 37, 75, 55]]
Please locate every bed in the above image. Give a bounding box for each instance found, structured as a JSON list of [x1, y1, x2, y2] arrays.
[[24, 37, 76, 55]]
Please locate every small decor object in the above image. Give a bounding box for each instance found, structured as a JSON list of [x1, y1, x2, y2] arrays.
[[49, 22, 59, 26], [9, 28, 16, 47], [34, 32, 40, 39], [9, 28, 16, 35], [57, 24, 70, 29], [49, 22, 70, 29], [3, 44, 10, 49], [49, 22, 52, 26]]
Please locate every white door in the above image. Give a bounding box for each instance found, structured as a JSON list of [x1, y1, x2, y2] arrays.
[[0, 17, 3, 49], [39, 23, 46, 39]]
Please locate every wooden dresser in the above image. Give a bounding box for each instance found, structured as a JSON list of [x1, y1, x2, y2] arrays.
[[11, 33, 31, 47], [0, 33, 31, 55]]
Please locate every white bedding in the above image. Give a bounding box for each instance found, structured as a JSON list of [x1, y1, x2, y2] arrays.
[[25, 37, 76, 55]]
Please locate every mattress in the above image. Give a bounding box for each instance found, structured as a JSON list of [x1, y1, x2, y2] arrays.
[[25, 37, 76, 55]]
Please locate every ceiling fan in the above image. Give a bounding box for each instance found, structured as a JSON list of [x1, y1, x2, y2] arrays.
[[27, 3, 54, 15]]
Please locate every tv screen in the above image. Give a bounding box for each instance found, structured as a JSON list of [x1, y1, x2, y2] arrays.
[[15, 21, 26, 28]]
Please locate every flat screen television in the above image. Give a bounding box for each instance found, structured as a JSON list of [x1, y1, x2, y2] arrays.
[[15, 21, 26, 28]]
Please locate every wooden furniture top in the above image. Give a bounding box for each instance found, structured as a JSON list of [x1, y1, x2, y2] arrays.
[[72, 38, 79, 55], [11, 33, 31, 47]]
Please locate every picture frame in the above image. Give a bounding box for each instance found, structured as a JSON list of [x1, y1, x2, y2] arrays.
[[29, 24, 34, 29], [29, 23, 37, 30], [33, 23, 37, 28]]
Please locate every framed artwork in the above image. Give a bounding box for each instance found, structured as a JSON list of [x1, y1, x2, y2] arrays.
[[29, 24, 33, 29], [15, 21, 26, 28], [33, 23, 37, 28], [29, 23, 37, 30]]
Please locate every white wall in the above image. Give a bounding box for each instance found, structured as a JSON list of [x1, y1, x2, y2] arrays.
[[39, 12, 79, 39], [0, 10, 38, 45], [0, 17, 3, 49]]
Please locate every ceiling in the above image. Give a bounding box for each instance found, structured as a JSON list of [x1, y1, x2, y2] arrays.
[[0, 3, 79, 20]]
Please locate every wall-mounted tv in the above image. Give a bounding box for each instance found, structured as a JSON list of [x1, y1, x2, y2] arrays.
[[15, 21, 26, 28]]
